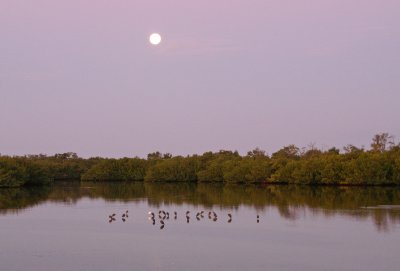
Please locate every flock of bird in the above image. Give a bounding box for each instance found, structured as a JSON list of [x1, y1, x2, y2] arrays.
[[108, 210, 260, 229]]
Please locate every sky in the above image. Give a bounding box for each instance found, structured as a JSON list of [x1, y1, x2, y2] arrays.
[[1, 0, 399, 158]]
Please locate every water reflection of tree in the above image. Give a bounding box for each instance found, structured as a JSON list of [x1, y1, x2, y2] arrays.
[[1, 182, 400, 232], [0, 186, 51, 214]]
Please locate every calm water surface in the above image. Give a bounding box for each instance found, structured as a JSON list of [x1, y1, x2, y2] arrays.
[[1, 182, 400, 271]]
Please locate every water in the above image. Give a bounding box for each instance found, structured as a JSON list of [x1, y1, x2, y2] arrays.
[[1, 182, 400, 271]]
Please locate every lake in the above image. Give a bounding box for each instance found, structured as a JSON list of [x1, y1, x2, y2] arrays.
[[1, 182, 400, 271]]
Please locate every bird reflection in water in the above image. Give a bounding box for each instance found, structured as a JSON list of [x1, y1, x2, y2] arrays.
[[160, 219, 165, 230]]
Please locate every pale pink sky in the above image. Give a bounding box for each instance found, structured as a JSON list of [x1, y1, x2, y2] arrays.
[[1, 0, 399, 157]]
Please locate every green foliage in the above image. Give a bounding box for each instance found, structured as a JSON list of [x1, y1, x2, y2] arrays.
[[1, 133, 400, 186], [82, 158, 147, 181], [0, 158, 27, 187], [222, 157, 271, 183], [272, 145, 300, 159], [145, 156, 200, 182], [197, 151, 240, 183], [0, 157, 52, 187]]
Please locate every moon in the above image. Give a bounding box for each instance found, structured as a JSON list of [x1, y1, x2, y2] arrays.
[[149, 33, 162, 45]]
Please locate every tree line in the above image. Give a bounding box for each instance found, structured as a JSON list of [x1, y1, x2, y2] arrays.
[[1, 133, 400, 187]]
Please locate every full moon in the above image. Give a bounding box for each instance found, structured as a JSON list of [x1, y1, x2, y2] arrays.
[[149, 33, 161, 45]]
